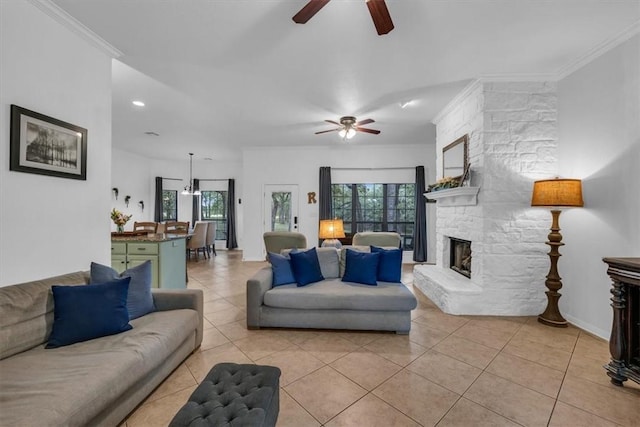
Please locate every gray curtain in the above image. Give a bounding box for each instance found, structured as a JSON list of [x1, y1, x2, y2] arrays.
[[319, 166, 332, 220], [191, 179, 199, 227], [154, 177, 163, 222], [413, 166, 428, 262], [226, 179, 238, 249]]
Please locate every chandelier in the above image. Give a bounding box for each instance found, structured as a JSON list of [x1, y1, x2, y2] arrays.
[[181, 153, 201, 196]]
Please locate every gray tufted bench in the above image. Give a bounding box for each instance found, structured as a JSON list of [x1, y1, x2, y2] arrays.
[[169, 363, 281, 427]]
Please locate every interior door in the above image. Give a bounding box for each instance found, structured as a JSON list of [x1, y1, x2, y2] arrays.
[[264, 185, 299, 234]]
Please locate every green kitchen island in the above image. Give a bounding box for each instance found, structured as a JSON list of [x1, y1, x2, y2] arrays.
[[111, 233, 187, 289]]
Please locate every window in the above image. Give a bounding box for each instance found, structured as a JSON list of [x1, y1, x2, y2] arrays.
[[201, 191, 228, 240], [162, 190, 177, 221], [332, 183, 415, 250]]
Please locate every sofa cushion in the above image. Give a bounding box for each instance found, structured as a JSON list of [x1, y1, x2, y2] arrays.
[[290, 248, 324, 286], [47, 278, 133, 348], [268, 252, 296, 287], [263, 278, 417, 311], [339, 245, 370, 277], [282, 248, 339, 279], [371, 246, 403, 283], [0, 309, 199, 427], [0, 271, 88, 360], [91, 261, 155, 320], [342, 250, 380, 286]]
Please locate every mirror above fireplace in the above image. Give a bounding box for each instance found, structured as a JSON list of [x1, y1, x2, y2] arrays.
[[442, 134, 468, 179]]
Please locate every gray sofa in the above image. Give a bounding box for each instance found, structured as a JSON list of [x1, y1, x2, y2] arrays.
[[247, 247, 417, 333], [0, 271, 203, 427]]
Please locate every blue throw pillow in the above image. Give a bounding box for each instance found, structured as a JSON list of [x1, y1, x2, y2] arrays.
[[268, 252, 296, 286], [342, 249, 380, 286], [371, 246, 403, 283], [90, 261, 155, 320], [289, 247, 324, 287], [46, 278, 133, 349]]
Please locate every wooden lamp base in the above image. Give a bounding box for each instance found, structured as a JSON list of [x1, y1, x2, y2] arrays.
[[539, 209, 568, 328]]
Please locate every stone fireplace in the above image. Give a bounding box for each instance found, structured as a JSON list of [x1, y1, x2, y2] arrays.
[[414, 80, 556, 316]]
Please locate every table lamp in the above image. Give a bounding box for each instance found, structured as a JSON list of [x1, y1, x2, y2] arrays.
[[531, 178, 584, 327], [319, 219, 345, 249]]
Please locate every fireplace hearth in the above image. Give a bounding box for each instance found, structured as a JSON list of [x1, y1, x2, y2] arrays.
[[450, 238, 471, 278]]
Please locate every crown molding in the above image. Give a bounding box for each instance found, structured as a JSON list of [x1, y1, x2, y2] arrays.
[[27, 0, 122, 58], [556, 20, 640, 80], [478, 73, 559, 82], [432, 79, 482, 125]]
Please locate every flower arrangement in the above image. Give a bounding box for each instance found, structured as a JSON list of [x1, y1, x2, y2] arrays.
[[110, 208, 132, 233], [427, 176, 462, 192]]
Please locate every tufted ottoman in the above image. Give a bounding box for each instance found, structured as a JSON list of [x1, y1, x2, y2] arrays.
[[169, 363, 281, 427]]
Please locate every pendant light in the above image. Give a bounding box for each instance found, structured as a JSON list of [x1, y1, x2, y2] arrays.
[[181, 153, 201, 196]]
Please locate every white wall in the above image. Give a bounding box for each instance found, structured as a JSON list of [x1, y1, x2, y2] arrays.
[[557, 34, 640, 338], [0, 1, 113, 286], [242, 142, 436, 261], [111, 148, 152, 228]]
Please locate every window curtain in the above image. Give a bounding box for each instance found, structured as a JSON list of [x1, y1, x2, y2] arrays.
[[154, 177, 163, 222], [413, 166, 428, 262], [226, 179, 238, 249], [191, 179, 200, 227], [319, 166, 332, 220]]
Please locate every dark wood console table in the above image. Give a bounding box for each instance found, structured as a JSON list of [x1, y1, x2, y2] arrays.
[[603, 257, 640, 386]]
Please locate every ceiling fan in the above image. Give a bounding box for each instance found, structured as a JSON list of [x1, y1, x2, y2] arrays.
[[315, 116, 381, 139], [293, 0, 394, 36]]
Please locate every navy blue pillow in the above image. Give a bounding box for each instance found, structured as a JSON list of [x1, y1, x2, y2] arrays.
[[371, 246, 403, 283], [289, 247, 324, 286], [46, 278, 133, 349], [268, 252, 296, 286], [90, 261, 155, 320], [342, 249, 380, 286]]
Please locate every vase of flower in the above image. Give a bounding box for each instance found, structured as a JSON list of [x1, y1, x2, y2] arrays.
[[110, 208, 132, 234]]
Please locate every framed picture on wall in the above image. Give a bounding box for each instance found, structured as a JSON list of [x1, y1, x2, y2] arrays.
[[10, 105, 87, 180]]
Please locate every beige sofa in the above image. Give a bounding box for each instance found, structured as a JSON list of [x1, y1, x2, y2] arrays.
[[0, 271, 203, 427]]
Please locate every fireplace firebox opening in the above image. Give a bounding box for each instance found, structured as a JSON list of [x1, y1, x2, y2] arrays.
[[450, 238, 471, 278]]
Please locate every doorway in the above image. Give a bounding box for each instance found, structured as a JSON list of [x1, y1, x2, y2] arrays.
[[263, 185, 299, 234]]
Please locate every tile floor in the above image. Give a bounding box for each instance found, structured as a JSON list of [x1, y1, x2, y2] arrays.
[[123, 250, 640, 427]]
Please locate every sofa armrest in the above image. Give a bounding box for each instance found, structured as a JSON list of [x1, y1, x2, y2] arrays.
[[152, 289, 203, 348], [246, 267, 272, 329]]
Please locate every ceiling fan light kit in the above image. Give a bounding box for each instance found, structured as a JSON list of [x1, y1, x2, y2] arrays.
[[293, 0, 394, 35], [315, 116, 381, 140]]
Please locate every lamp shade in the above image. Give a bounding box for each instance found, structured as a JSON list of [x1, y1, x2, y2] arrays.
[[531, 178, 584, 207], [318, 219, 346, 239]]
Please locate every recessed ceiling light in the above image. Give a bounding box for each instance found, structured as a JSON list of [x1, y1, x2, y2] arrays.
[[132, 100, 145, 107]]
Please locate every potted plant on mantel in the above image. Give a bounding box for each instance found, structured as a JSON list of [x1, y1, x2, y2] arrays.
[[427, 176, 462, 193]]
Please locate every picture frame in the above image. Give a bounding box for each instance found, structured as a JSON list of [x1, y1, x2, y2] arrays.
[[10, 105, 87, 180]]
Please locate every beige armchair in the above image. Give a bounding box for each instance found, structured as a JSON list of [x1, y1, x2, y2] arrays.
[[352, 232, 401, 248], [263, 231, 307, 257]]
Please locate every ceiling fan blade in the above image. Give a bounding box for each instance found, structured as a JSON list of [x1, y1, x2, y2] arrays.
[[315, 128, 341, 134], [293, 0, 331, 24], [325, 119, 341, 126], [356, 127, 381, 135], [356, 118, 375, 126], [366, 0, 394, 35]]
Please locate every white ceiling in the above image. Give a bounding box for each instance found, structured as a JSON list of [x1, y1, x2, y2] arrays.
[[51, 0, 640, 161]]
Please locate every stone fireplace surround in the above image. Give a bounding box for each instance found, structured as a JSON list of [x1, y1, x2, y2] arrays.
[[414, 80, 557, 316]]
